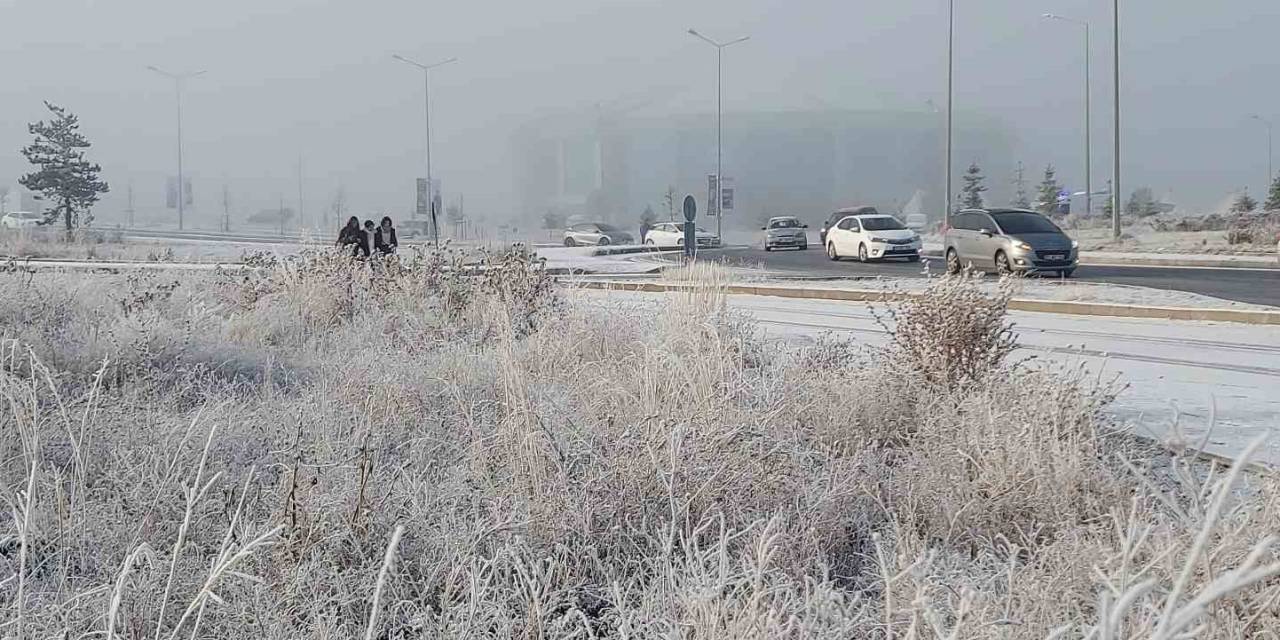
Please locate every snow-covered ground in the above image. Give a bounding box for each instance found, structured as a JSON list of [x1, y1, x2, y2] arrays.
[[577, 289, 1280, 466]]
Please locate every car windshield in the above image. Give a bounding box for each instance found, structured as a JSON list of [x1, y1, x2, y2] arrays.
[[596, 223, 621, 232], [993, 212, 1062, 234], [859, 216, 905, 231], [769, 219, 801, 229]]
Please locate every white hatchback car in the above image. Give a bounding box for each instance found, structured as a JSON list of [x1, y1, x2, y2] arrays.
[[1, 211, 43, 229], [825, 214, 922, 262]]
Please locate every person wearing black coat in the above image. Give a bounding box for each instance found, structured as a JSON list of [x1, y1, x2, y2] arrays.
[[374, 216, 398, 255], [336, 216, 370, 257]]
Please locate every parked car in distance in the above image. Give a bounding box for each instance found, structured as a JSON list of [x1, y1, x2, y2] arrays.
[[904, 213, 929, 231], [762, 216, 808, 251], [1, 211, 42, 229], [819, 206, 879, 245], [825, 213, 922, 262], [564, 222, 634, 247], [943, 208, 1078, 277], [644, 221, 720, 249]]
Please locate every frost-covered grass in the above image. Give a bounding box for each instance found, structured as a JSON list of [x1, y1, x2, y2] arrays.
[[2, 252, 1279, 638]]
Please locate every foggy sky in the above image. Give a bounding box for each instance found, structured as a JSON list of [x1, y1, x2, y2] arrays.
[[2, 0, 1277, 227]]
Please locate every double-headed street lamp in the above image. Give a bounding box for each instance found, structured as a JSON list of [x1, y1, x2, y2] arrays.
[[1043, 13, 1092, 218], [147, 66, 206, 231], [1250, 114, 1273, 187], [688, 28, 749, 241], [393, 53, 457, 246]]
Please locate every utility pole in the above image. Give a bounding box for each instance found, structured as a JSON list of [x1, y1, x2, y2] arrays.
[[126, 183, 135, 228], [147, 66, 205, 231], [278, 195, 286, 237], [688, 28, 750, 241], [392, 54, 457, 247], [222, 183, 231, 232], [296, 156, 305, 232], [945, 0, 955, 226], [1111, 0, 1121, 239], [1044, 13, 1092, 216]]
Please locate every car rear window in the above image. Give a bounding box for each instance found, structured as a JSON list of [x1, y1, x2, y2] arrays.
[[769, 219, 800, 229], [992, 212, 1062, 234]]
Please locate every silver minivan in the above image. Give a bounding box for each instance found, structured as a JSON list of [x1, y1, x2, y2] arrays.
[[944, 208, 1079, 277]]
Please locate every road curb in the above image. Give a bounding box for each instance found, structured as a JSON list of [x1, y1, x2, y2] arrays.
[[920, 248, 1278, 270], [576, 280, 1280, 325]]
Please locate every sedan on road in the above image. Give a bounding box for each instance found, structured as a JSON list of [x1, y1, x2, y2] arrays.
[[645, 222, 720, 249], [825, 214, 922, 262], [762, 216, 809, 251], [1, 211, 43, 229], [819, 205, 879, 245], [564, 222, 634, 247], [944, 208, 1078, 277]]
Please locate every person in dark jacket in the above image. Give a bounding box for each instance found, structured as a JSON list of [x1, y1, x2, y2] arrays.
[[640, 219, 652, 244], [336, 216, 369, 257], [374, 216, 398, 255]]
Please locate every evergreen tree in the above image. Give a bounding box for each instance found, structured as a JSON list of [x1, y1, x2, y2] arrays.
[[1230, 189, 1258, 214], [1035, 165, 1061, 215], [20, 102, 109, 232], [960, 162, 987, 209], [1010, 162, 1031, 208], [1265, 175, 1280, 211], [1126, 187, 1158, 217]]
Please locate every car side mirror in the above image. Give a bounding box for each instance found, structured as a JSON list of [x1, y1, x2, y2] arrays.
[[761, 227, 767, 231], [803, 224, 809, 228], [979, 228, 993, 237]]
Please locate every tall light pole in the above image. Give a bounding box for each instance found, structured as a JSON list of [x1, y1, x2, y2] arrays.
[[1250, 115, 1273, 186], [147, 66, 206, 231], [393, 53, 457, 246], [1110, 0, 1121, 239], [945, 0, 954, 224], [1044, 13, 1092, 217], [688, 28, 749, 241]]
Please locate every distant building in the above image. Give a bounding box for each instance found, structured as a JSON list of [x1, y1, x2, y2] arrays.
[[511, 108, 1017, 226]]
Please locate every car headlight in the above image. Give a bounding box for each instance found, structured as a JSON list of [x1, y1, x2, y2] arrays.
[[869, 236, 888, 243], [1071, 239, 1080, 248], [1014, 241, 1034, 251]]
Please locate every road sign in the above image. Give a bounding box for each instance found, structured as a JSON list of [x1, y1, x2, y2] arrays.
[[720, 177, 735, 212], [682, 195, 697, 259], [706, 174, 719, 217]]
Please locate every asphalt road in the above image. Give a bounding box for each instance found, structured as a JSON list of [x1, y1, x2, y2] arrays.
[[712, 247, 1280, 307]]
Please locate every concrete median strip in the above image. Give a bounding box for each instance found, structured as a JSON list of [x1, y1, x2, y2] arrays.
[[576, 280, 1280, 325]]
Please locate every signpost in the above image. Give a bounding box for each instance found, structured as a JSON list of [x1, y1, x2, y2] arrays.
[[706, 174, 719, 217], [682, 195, 697, 260]]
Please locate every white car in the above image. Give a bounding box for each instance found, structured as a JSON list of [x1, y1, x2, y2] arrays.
[[825, 214, 922, 262], [1, 211, 43, 229], [564, 222, 635, 247], [644, 222, 720, 249]]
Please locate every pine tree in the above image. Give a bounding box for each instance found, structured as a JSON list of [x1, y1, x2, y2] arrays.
[[1230, 189, 1258, 214], [1126, 187, 1157, 217], [960, 162, 987, 209], [1010, 162, 1031, 208], [20, 102, 109, 232], [1035, 165, 1061, 215], [1265, 175, 1280, 211]]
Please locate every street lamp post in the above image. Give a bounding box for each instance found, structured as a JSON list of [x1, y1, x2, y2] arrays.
[[688, 28, 749, 242], [393, 54, 457, 247], [147, 66, 206, 231], [946, 0, 954, 225], [1111, 0, 1121, 240], [1250, 115, 1273, 186], [1044, 13, 1092, 217]]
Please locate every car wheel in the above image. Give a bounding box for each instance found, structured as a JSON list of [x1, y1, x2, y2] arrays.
[[858, 243, 869, 263], [946, 248, 961, 274], [798, 243, 807, 251], [564, 237, 577, 247], [827, 243, 840, 261], [995, 251, 1012, 275], [597, 237, 610, 246], [1060, 268, 1075, 278], [764, 245, 772, 252]]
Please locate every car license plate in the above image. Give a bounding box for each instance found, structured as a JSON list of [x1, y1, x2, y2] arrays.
[[1043, 254, 1064, 261]]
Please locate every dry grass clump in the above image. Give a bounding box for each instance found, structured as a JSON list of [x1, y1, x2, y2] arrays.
[[2, 258, 1279, 638]]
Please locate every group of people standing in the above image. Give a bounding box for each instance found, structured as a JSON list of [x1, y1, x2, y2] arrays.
[[337, 216, 398, 258]]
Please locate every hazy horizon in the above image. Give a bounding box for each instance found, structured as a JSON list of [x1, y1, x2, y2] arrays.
[[2, 0, 1277, 228]]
